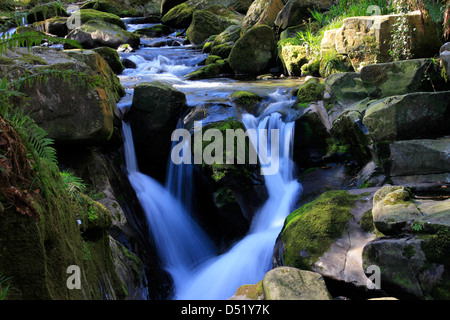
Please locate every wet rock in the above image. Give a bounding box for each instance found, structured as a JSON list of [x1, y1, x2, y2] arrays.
[[274, 0, 332, 31], [241, 0, 283, 34]]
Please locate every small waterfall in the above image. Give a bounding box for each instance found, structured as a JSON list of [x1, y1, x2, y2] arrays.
[[173, 93, 303, 300], [121, 121, 216, 292]]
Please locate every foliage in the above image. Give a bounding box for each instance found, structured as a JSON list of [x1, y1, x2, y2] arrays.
[[389, 0, 413, 61], [0, 272, 12, 300]]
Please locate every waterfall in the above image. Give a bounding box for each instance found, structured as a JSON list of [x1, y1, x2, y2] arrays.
[[121, 121, 216, 291], [173, 94, 303, 300]]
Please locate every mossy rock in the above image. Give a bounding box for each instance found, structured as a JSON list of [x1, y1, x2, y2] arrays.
[[93, 46, 124, 74], [232, 280, 264, 300], [210, 42, 233, 59], [185, 59, 230, 80], [228, 25, 277, 75], [278, 44, 308, 76], [90, 0, 142, 17], [78, 9, 127, 30], [213, 24, 241, 46], [280, 190, 361, 269], [295, 78, 324, 105], [319, 50, 353, 78], [161, 2, 195, 28], [229, 90, 262, 113], [205, 54, 222, 65], [17, 53, 48, 65]]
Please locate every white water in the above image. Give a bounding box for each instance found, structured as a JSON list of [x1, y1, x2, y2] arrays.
[[118, 25, 303, 300]]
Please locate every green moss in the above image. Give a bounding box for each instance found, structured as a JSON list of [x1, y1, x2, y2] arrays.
[[205, 55, 222, 65], [133, 24, 171, 37], [281, 190, 360, 269], [161, 3, 195, 28], [185, 60, 227, 80], [210, 42, 233, 59], [229, 90, 262, 105], [295, 78, 324, 104], [359, 209, 375, 233], [0, 56, 16, 65], [79, 9, 126, 29]]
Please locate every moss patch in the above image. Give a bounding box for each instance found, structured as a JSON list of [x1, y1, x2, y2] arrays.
[[281, 190, 360, 269], [295, 78, 324, 105]]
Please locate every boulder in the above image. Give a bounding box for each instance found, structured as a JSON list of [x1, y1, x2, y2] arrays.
[[362, 91, 450, 143], [185, 59, 230, 79], [32, 16, 69, 37], [241, 0, 284, 34], [77, 9, 127, 29], [262, 267, 332, 300], [229, 90, 263, 114], [161, 0, 188, 17], [274, 189, 379, 290], [92, 46, 125, 74], [213, 24, 241, 46], [323, 72, 369, 110], [389, 138, 450, 178], [133, 24, 172, 38], [126, 81, 187, 182], [332, 11, 443, 71], [210, 42, 234, 59], [229, 0, 254, 14], [274, 0, 332, 30], [363, 232, 450, 299], [229, 281, 264, 300], [360, 59, 449, 99], [228, 25, 277, 75], [294, 77, 324, 105], [186, 6, 242, 45], [88, 0, 145, 17], [66, 20, 140, 50], [0, 47, 124, 144]]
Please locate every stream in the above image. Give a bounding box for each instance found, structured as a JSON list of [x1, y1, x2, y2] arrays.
[[118, 21, 304, 300]]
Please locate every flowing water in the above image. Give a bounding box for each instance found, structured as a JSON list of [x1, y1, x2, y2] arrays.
[[118, 21, 304, 300]]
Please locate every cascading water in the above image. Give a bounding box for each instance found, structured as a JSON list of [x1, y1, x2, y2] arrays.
[[118, 21, 303, 300]]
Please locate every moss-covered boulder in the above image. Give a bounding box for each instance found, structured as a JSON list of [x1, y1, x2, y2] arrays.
[[241, 0, 283, 34], [262, 267, 332, 300], [92, 46, 124, 74], [228, 25, 277, 75], [186, 6, 242, 45], [133, 24, 172, 38], [87, 0, 144, 17], [213, 24, 241, 46], [319, 49, 353, 78], [161, 2, 196, 28], [33, 16, 69, 37], [210, 42, 234, 59], [161, 0, 188, 17], [26, 1, 69, 24], [274, 0, 332, 31], [229, 90, 262, 113], [362, 91, 450, 143], [360, 59, 450, 99], [323, 72, 369, 110], [229, 280, 264, 300], [77, 9, 127, 29], [66, 20, 140, 50], [185, 59, 230, 79], [295, 78, 324, 105]]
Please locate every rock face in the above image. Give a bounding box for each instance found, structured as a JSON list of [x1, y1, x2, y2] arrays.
[[228, 25, 277, 75], [328, 11, 443, 71], [262, 267, 332, 300], [126, 81, 187, 182]]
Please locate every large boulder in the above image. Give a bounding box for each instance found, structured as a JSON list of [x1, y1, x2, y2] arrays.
[[0, 47, 124, 144], [66, 20, 140, 50], [274, 0, 332, 30], [126, 81, 187, 182], [26, 1, 69, 24], [331, 11, 443, 71], [362, 91, 450, 143], [186, 6, 242, 45], [278, 45, 308, 76], [77, 9, 127, 29], [161, 0, 188, 17], [360, 59, 449, 99], [241, 0, 283, 34], [228, 25, 277, 75], [262, 267, 332, 300], [274, 189, 379, 290]]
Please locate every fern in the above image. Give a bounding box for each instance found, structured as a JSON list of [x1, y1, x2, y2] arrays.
[[0, 31, 82, 55]]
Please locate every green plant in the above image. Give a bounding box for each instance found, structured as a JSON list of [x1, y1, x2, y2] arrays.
[[0, 272, 12, 300], [412, 219, 424, 232], [389, 0, 413, 61]]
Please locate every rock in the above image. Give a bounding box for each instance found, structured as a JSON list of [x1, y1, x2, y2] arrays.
[[362, 91, 450, 143], [185, 59, 230, 79], [278, 45, 308, 76], [332, 11, 444, 71], [229, 0, 254, 14], [363, 232, 450, 299], [389, 138, 450, 178], [126, 81, 187, 182], [93, 46, 125, 74], [133, 24, 172, 38], [229, 90, 263, 113], [262, 267, 332, 300], [186, 7, 241, 45], [274, 0, 332, 30], [33, 16, 69, 37], [229, 281, 264, 300], [26, 2, 69, 24], [441, 42, 450, 78], [161, 0, 188, 17], [90, 0, 144, 17], [210, 42, 234, 59], [360, 59, 449, 99], [78, 9, 127, 30], [323, 72, 369, 109], [0, 47, 124, 144], [294, 78, 324, 105], [228, 25, 277, 75], [241, 0, 284, 34], [372, 185, 450, 235], [319, 49, 353, 78], [213, 24, 241, 46], [66, 20, 140, 50], [275, 189, 379, 290]]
